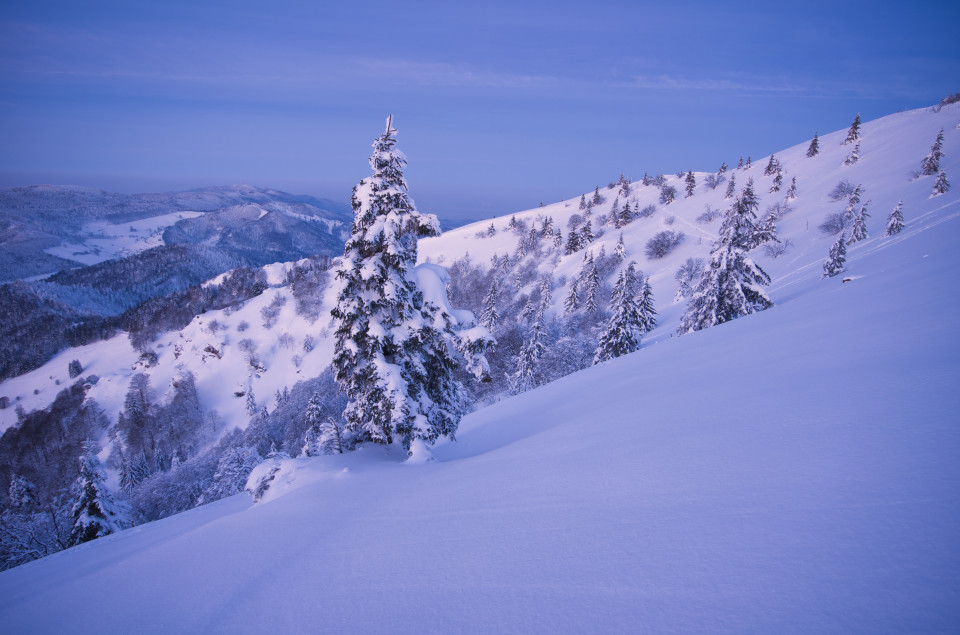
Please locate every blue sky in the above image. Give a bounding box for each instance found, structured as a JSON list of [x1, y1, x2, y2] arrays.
[[1, 0, 958, 222]]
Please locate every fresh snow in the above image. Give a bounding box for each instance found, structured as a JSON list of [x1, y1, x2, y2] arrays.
[[1, 103, 959, 631]]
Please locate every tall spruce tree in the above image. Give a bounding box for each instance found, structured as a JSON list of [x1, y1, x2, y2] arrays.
[[933, 170, 950, 195], [921, 129, 944, 175], [822, 233, 847, 278], [637, 272, 657, 333], [685, 171, 696, 197], [807, 132, 820, 157], [678, 180, 774, 334], [884, 201, 904, 236], [593, 263, 643, 364], [848, 203, 870, 244], [69, 441, 129, 546], [331, 116, 489, 453], [844, 113, 861, 145]]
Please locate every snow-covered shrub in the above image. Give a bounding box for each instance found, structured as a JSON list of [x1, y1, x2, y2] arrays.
[[828, 179, 858, 201], [659, 185, 678, 205], [763, 238, 794, 258], [645, 231, 686, 259], [637, 204, 657, 219], [696, 207, 720, 224], [818, 213, 850, 236], [68, 359, 82, 378], [260, 294, 287, 329]]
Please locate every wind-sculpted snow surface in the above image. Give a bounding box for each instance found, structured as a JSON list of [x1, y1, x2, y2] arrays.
[[1, 161, 958, 631]]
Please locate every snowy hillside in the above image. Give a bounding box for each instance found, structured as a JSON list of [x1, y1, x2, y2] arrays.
[[4, 103, 957, 434], [1, 151, 958, 630]]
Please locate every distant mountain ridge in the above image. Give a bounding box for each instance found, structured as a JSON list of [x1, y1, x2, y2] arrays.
[[0, 184, 351, 281]]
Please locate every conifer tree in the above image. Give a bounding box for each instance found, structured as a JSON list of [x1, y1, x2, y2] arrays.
[[593, 263, 643, 364], [331, 117, 489, 453], [69, 441, 129, 546], [786, 176, 798, 200], [564, 278, 580, 313], [807, 132, 820, 157], [745, 156, 752, 169], [718, 161, 728, 174], [725, 174, 737, 199], [678, 182, 774, 334], [822, 233, 847, 278], [592, 186, 602, 205], [764, 155, 778, 176], [843, 141, 860, 165], [579, 194, 587, 211], [770, 168, 784, 193], [609, 198, 621, 228], [884, 200, 904, 236], [844, 113, 862, 145], [685, 171, 696, 197], [619, 202, 633, 227], [637, 272, 657, 333], [614, 233, 626, 261], [848, 203, 870, 244], [512, 277, 552, 393], [933, 170, 950, 195], [921, 129, 945, 175], [579, 220, 594, 246], [581, 253, 601, 314], [479, 276, 502, 329], [737, 156, 744, 169]]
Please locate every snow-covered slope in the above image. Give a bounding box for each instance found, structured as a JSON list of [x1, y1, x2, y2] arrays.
[[1, 166, 958, 631]]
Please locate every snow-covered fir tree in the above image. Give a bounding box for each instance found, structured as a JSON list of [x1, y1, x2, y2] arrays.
[[921, 129, 944, 175], [593, 263, 644, 364], [580, 253, 601, 314], [770, 168, 784, 193], [844, 113, 861, 144], [764, 155, 779, 176], [807, 132, 820, 157], [843, 141, 861, 166], [678, 180, 774, 334], [512, 277, 552, 393], [725, 174, 737, 199], [564, 277, 580, 313], [614, 233, 626, 261], [822, 233, 848, 278], [685, 171, 696, 197], [848, 203, 870, 244], [69, 441, 129, 546], [932, 170, 950, 196], [592, 186, 602, 205], [786, 176, 798, 200], [608, 198, 621, 228], [885, 200, 905, 236], [637, 272, 657, 333], [478, 276, 502, 329], [331, 116, 491, 453]]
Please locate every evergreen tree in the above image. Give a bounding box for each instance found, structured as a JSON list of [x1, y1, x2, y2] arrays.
[[737, 156, 744, 169], [786, 176, 798, 200], [479, 276, 502, 329], [593, 263, 643, 364], [685, 171, 696, 197], [821, 233, 847, 278], [301, 396, 325, 456], [678, 183, 774, 334], [745, 156, 752, 169], [564, 278, 580, 313], [725, 174, 737, 199], [592, 186, 602, 205], [512, 277, 552, 393], [619, 201, 633, 227], [933, 170, 950, 195], [579, 194, 587, 211], [614, 233, 626, 261], [608, 198, 621, 228], [564, 225, 582, 254], [319, 416, 347, 455], [637, 272, 657, 333], [884, 200, 904, 236], [843, 141, 860, 166], [764, 155, 778, 176], [807, 132, 820, 157], [844, 113, 861, 145], [579, 220, 594, 246], [331, 117, 487, 453], [848, 203, 870, 244], [718, 161, 728, 174], [69, 441, 129, 546], [770, 168, 783, 193], [921, 129, 945, 175], [581, 254, 601, 314]]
